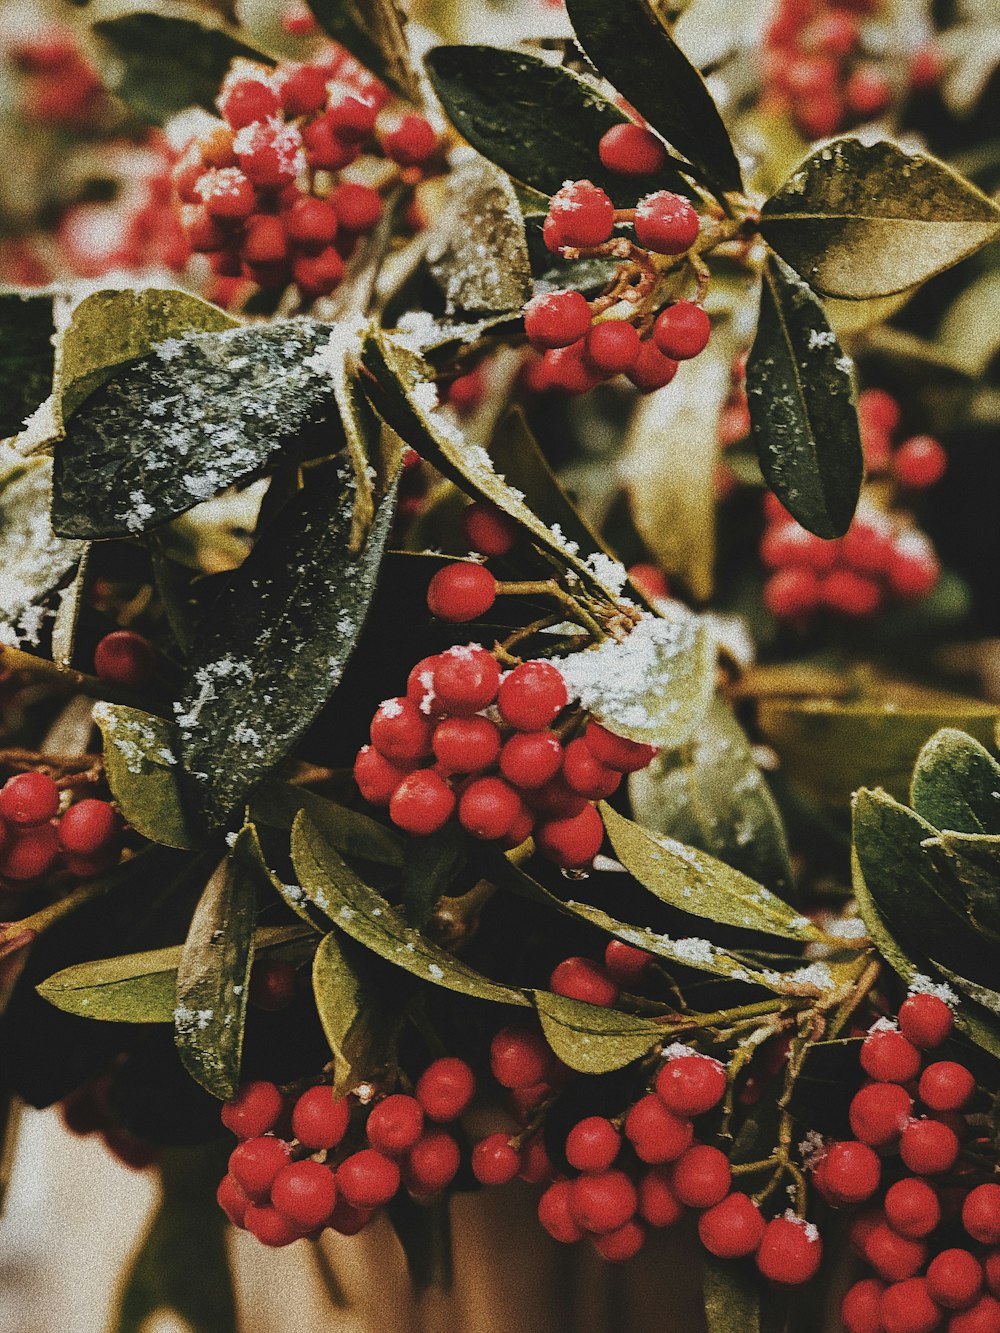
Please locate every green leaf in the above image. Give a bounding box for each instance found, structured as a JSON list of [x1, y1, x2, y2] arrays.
[[89, 0, 273, 125], [53, 320, 340, 539], [0, 290, 56, 438], [533, 988, 664, 1074], [564, 0, 743, 195], [936, 832, 1000, 935], [305, 0, 418, 100], [174, 841, 257, 1099], [746, 250, 862, 539], [629, 696, 794, 896], [313, 930, 393, 1097], [176, 465, 397, 829], [703, 1258, 760, 1333], [601, 803, 815, 940], [911, 728, 1000, 835], [0, 457, 85, 647], [400, 823, 466, 928], [94, 703, 197, 850], [50, 544, 90, 668], [424, 45, 692, 205], [760, 138, 1000, 300], [112, 1144, 236, 1333], [291, 812, 530, 1006], [250, 782, 405, 868], [932, 961, 1000, 1017]]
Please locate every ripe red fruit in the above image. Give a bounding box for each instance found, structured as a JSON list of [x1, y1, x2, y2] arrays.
[[279, 62, 328, 116], [850, 1082, 913, 1147], [653, 302, 711, 360], [354, 745, 409, 806], [432, 716, 501, 773], [366, 1094, 424, 1156], [302, 117, 358, 171], [271, 1160, 337, 1230], [291, 246, 344, 296], [222, 1081, 283, 1140], [249, 959, 297, 1011], [760, 521, 837, 572], [963, 1185, 1000, 1245], [370, 697, 433, 764], [93, 629, 155, 687], [884, 1178, 941, 1239], [566, 1116, 621, 1173], [948, 1295, 1000, 1333], [845, 64, 893, 118], [518, 1132, 555, 1185], [698, 1192, 765, 1258], [181, 204, 228, 252], [927, 1249, 984, 1310], [570, 1170, 638, 1234], [888, 534, 940, 601], [550, 957, 619, 1008], [562, 738, 622, 800], [244, 1203, 303, 1247], [625, 1094, 693, 1164], [634, 191, 699, 255], [405, 1129, 461, 1195], [539, 1179, 585, 1243], [500, 731, 565, 789], [498, 661, 568, 730], [898, 993, 954, 1049], [894, 435, 947, 489], [229, 1135, 292, 1201], [524, 290, 593, 350], [985, 1253, 1000, 1299], [432, 644, 501, 716], [756, 1216, 822, 1285], [858, 387, 901, 436], [0, 823, 61, 880], [233, 119, 304, 189], [598, 123, 668, 176], [389, 769, 455, 836], [331, 181, 383, 233], [337, 1149, 401, 1209], [0, 772, 59, 827], [880, 1277, 943, 1333], [524, 776, 588, 820], [861, 1026, 922, 1083], [490, 1026, 552, 1089], [900, 1118, 960, 1175], [291, 1086, 351, 1150], [242, 213, 288, 264], [380, 113, 437, 166], [415, 1057, 475, 1123], [842, 517, 895, 572], [462, 502, 518, 557], [328, 1197, 374, 1236], [535, 804, 605, 868], [820, 1141, 881, 1205], [219, 77, 280, 129], [840, 1278, 886, 1333], [866, 1222, 927, 1282], [57, 799, 118, 855], [604, 939, 651, 987], [284, 195, 338, 246], [656, 1053, 727, 1117], [217, 1173, 250, 1227], [626, 339, 678, 392], [326, 90, 378, 144], [583, 321, 641, 375], [670, 1145, 731, 1209], [919, 1061, 975, 1112], [584, 723, 656, 774], [764, 567, 821, 619], [594, 1218, 647, 1261], [458, 776, 522, 840], [471, 1132, 521, 1185], [819, 569, 882, 617], [548, 180, 615, 248], [637, 1165, 683, 1228], [427, 562, 496, 623]]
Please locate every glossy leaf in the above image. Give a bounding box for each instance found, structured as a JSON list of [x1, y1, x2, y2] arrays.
[[533, 989, 664, 1074], [313, 930, 393, 1097], [936, 832, 1000, 934], [0, 457, 85, 648], [249, 782, 405, 868], [400, 823, 466, 928], [424, 45, 692, 205], [703, 1258, 760, 1333], [0, 290, 56, 438], [291, 812, 530, 1006], [564, 0, 743, 195], [94, 703, 197, 850], [174, 842, 257, 1099], [911, 728, 1000, 835], [306, 0, 418, 100], [746, 250, 862, 539], [932, 961, 1000, 1017], [761, 138, 1000, 300], [601, 803, 815, 940], [176, 465, 397, 829]]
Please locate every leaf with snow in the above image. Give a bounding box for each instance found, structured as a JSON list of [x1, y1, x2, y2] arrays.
[[306, 0, 418, 101], [533, 989, 664, 1074], [176, 463, 397, 829], [0, 290, 56, 439], [291, 812, 530, 1007], [94, 702, 197, 850], [910, 728, 1000, 837], [53, 320, 342, 539]]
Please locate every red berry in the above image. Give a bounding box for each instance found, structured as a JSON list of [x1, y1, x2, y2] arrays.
[[217, 1173, 250, 1227], [948, 1295, 1000, 1333], [242, 213, 288, 264], [271, 1159, 337, 1229], [389, 770, 455, 836], [0, 772, 59, 827], [820, 1140, 881, 1205], [861, 1026, 922, 1083], [181, 203, 229, 252], [406, 653, 440, 708], [229, 1135, 292, 1201], [594, 1217, 647, 1261], [427, 562, 496, 623], [500, 731, 564, 789], [380, 114, 437, 166], [928, 1250, 984, 1311], [405, 1129, 461, 1195], [326, 90, 378, 144], [850, 1082, 913, 1147], [653, 302, 711, 360], [625, 1094, 693, 1164], [291, 1086, 351, 1150], [432, 716, 501, 773], [0, 823, 60, 880], [841, 1278, 886, 1333], [57, 799, 118, 855], [291, 246, 344, 296], [570, 1170, 638, 1234], [415, 1057, 475, 1123], [901, 1118, 960, 1175], [656, 1053, 727, 1117], [432, 644, 501, 715], [898, 993, 954, 1049], [756, 1216, 822, 1285], [566, 1116, 621, 1173], [842, 516, 895, 572], [243, 1202, 303, 1247], [462, 502, 518, 557], [328, 1197, 374, 1235], [888, 534, 940, 601], [538, 1178, 585, 1243], [626, 340, 678, 391], [332, 181, 383, 233], [523, 776, 588, 820], [964, 1185, 1000, 1245], [523, 290, 593, 350], [920, 1061, 975, 1112], [760, 521, 837, 572], [561, 738, 622, 800], [985, 1253, 1000, 1300], [550, 957, 618, 1008], [764, 566, 821, 619], [880, 1277, 943, 1333], [220, 77, 280, 129], [583, 321, 641, 375], [598, 123, 668, 176], [279, 63, 328, 116], [354, 745, 410, 806], [471, 1132, 521, 1185], [490, 1025, 552, 1089], [366, 1094, 424, 1156], [884, 1178, 941, 1239], [698, 1192, 765, 1258], [634, 191, 699, 255], [543, 341, 604, 395], [498, 661, 568, 731], [637, 1166, 684, 1227], [858, 387, 901, 437], [302, 117, 358, 171], [222, 1081, 283, 1140], [819, 569, 882, 617], [604, 939, 651, 987], [370, 696, 433, 764], [845, 65, 893, 118], [458, 776, 522, 840], [585, 723, 656, 774], [542, 213, 566, 253], [284, 195, 338, 246], [336, 1149, 401, 1209], [94, 630, 154, 687], [536, 804, 605, 867], [894, 435, 947, 489], [866, 1222, 928, 1282], [248, 959, 297, 1011], [518, 1132, 555, 1184], [671, 1145, 731, 1209], [548, 180, 615, 248]]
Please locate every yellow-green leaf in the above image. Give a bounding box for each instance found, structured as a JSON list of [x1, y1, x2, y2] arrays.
[[94, 703, 197, 850], [533, 989, 664, 1074], [313, 931, 393, 1097], [910, 728, 1000, 836]]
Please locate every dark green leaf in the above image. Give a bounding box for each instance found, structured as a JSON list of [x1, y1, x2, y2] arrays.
[[305, 0, 418, 100], [174, 841, 257, 1099], [90, 1, 272, 125], [0, 457, 85, 646], [250, 782, 405, 868], [747, 250, 862, 538], [760, 138, 1000, 300], [176, 465, 397, 829], [400, 823, 466, 928], [533, 988, 663, 1073], [564, 0, 743, 195], [935, 831, 1000, 934], [931, 961, 1000, 1017], [629, 696, 794, 896], [94, 703, 197, 850], [911, 728, 1000, 835], [291, 812, 530, 1006], [703, 1258, 760, 1333], [313, 931, 394, 1097], [53, 320, 341, 539], [0, 290, 56, 438], [424, 45, 692, 205]]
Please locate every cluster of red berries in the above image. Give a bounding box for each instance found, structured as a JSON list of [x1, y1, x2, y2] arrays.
[[172, 48, 437, 299], [761, 494, 941, 622], [0, 770, 120, 887], [809, 993, 1000, 1333], [1, 19, 106, 126], [858, 388, 949, 490], [216, 1058, 476, 1246], [522, 145, 709, 395]]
